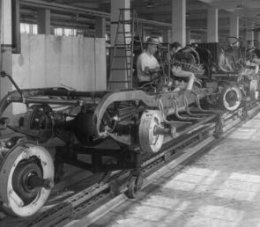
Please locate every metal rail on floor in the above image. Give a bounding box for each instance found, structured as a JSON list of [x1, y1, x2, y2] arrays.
[[1, 102, 260, 227]]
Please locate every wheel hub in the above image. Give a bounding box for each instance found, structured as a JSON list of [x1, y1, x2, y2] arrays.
[[150, 118, 160, 145], [0, 144, 54, 217], [225, 90, 238, 107], [139, 110, 164, 153], [12, 160, 43, 205]]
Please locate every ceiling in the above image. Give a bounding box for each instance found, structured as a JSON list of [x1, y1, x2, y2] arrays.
[[19, 0, 260, 38]]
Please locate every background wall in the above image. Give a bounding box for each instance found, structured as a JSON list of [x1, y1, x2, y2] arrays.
[[12, 34, 106, 91], [11, 34, 106, 114]]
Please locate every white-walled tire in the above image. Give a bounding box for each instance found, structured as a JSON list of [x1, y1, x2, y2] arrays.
[[139, 110, 164, 154], [249, 79, 259, 100], [219, 85, 242, 111], [0, 144, 54, 217]]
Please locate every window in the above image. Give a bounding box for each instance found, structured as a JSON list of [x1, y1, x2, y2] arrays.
[[20, 23, 38, 34]]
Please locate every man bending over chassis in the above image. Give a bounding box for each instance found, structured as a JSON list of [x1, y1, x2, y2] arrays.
[[136, 37, 161, 87]]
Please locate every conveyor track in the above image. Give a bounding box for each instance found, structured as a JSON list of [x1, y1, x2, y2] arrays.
[[1, 102, 260, 227]]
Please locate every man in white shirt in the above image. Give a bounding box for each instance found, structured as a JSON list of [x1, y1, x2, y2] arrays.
[[136, 37, 160, 86]]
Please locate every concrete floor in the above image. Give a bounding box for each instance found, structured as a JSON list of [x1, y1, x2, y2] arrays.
[[92, 113, 260, 227]]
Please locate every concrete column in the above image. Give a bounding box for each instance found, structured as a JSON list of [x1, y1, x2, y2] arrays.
[[0, 0, 13, 107], [110, 0, 131, 90], [256, 32, 260, 49], [229, 14, 239, 38], [162, 29, 172, 43], [12, 0, 21, 53], [201, 31, 207, 43], [246, 27, 254, 48], [95, 17, 106, 38], [171, 0, 186, 46], [207, 7, 218, 43], [186, 29, 191, 44], [38, 9, 51, 34], [1, 0, 12, 45]]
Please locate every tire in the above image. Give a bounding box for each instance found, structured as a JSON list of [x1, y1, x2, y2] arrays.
[[126, 175, 143, 199], [219, 85, 242, 111], [139, 110, 164, 154], [0, 144, 54, 217], [249, 79, 259, 101]]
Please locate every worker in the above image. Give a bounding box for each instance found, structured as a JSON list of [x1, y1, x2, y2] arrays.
[[218, 48, 234, 72], [169, 42, 195, 90], [136, 37, 161, 86], [248, 47, 260, 67]]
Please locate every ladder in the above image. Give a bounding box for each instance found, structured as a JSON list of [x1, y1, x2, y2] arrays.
[[108, 8, 143, 90]]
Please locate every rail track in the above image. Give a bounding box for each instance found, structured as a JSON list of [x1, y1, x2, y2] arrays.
[[1, 101, 259, 227]]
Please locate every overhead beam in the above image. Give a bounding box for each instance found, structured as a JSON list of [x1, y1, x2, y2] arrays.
[[133, 4, 210, 12], [199, 0, 260, 11], [21, 0, 172, 28], [21, 0, 111, 18]]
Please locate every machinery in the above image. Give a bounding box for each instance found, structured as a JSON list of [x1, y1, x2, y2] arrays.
[[0, 70, 216, 217], [193, 39, 259, 111], [0, 39, 259, 217]]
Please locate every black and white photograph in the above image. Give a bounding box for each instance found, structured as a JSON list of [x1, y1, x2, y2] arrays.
[[1, 0, 260, 226]]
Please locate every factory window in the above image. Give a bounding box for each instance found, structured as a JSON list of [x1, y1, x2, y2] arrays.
[[20, 23, 38, 35], [54, 27, 78, 36]]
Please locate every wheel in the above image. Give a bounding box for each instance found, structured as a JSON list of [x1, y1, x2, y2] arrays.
[[139, 110, 164, 154], [249, 79, 259, 100], [126, 175, 143, 199], [0, 144, 54, 217], [219, 85, 242, 111]]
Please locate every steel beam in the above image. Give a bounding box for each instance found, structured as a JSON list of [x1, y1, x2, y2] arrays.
[[21, 0, 172, 28]]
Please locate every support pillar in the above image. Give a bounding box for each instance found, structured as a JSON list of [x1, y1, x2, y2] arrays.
[[95, 17, 106, 38], [186, 29, 191, 44], [162, 29, 172, 43], [1, 0, 12, 45], [38, 9, 51, 35], [0, 0, 13, 102], [207, 7, 218, 43], [229, 14, 239, 38], [12, 0, 20, 53], [201, 32, 207, 43], [257, 32, 260, 49], [246, 27, 254, 48], [110, 0, 131, 90], [171, 0, 186, 46]]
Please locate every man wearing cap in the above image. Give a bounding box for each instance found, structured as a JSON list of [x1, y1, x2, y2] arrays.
[[136, 37, 160, 86]]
